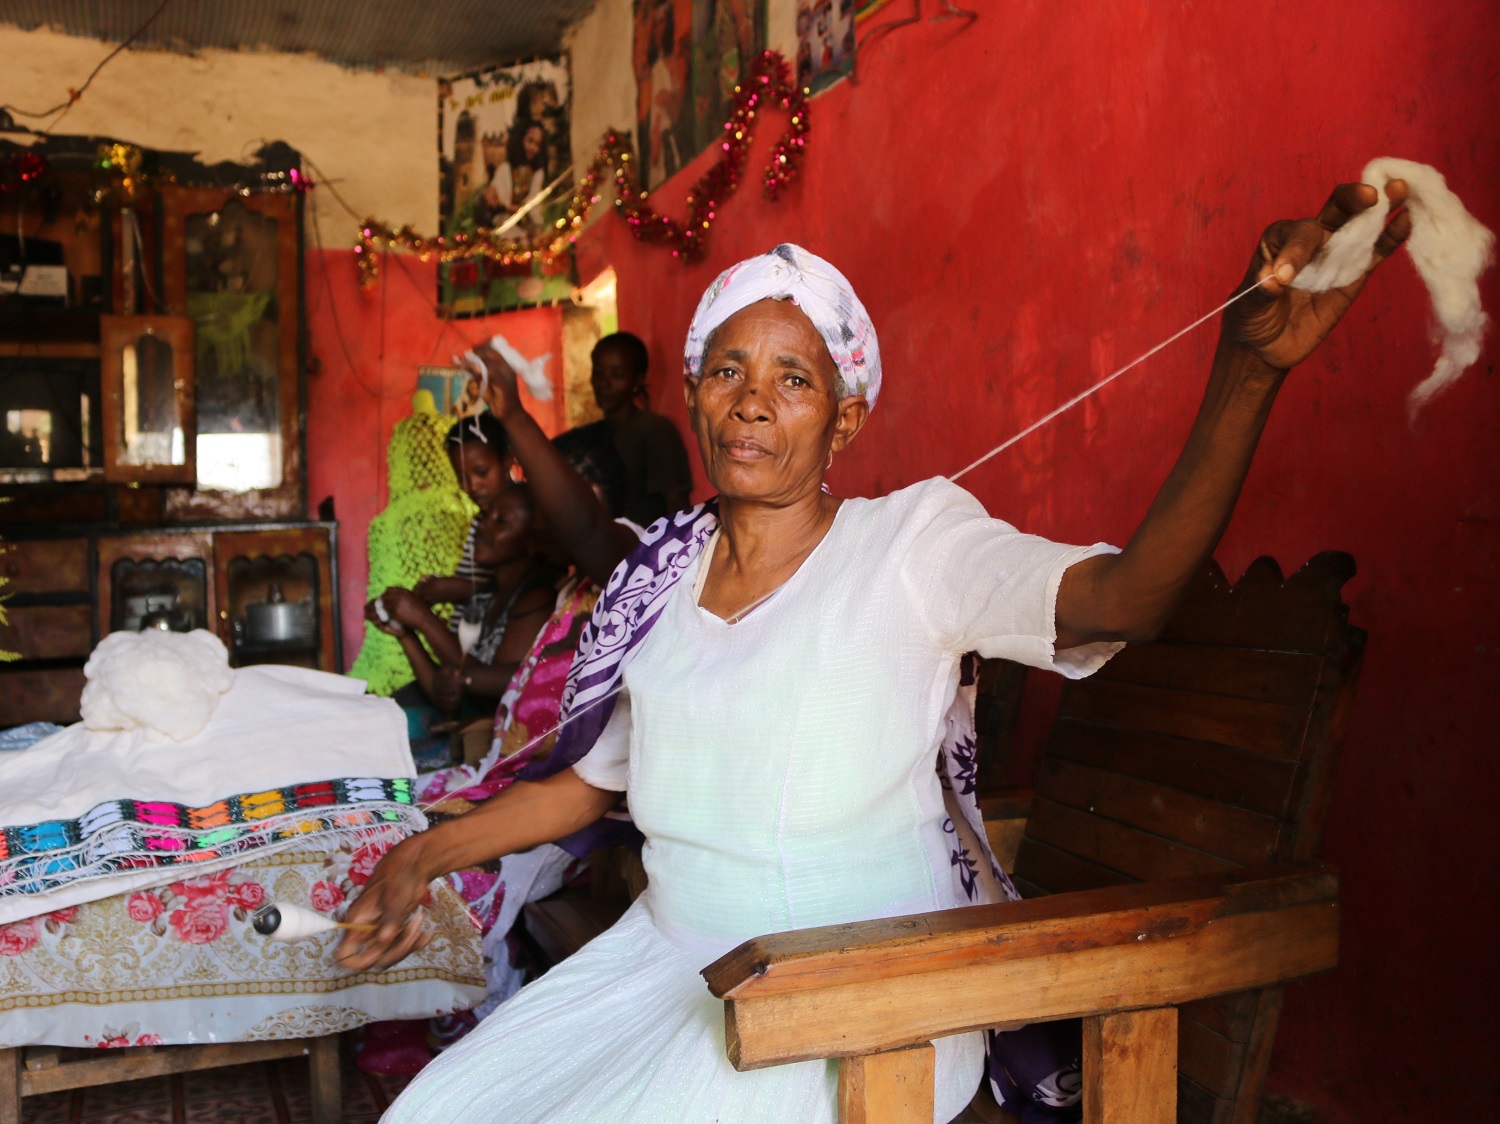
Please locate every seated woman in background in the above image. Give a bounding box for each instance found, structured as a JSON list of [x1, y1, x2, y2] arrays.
[[371, 482, 560, 714], [401, 412, 511, 636], [373, 413, 554, 714]]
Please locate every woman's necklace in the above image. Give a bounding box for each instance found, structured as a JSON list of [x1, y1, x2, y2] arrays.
[[692, 528, 802, 625]]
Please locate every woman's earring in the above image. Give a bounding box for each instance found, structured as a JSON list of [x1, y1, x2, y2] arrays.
[[826, 451, 833, 471]]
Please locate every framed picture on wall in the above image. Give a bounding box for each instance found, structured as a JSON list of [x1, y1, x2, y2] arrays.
[[438, 56, 575, 315], [797, 0, 856, 93], [634, 0, 766, 189], [416, 366, 474, 415]]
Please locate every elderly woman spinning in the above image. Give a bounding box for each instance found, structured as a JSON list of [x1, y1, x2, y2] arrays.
[[338, 182, 1409, 1123]]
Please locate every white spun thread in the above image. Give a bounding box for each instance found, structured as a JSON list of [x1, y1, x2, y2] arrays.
[[947, 277, 1273, 484]]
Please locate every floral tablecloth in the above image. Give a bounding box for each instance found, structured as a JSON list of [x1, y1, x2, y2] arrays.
[[0, 830, 485, 1047]]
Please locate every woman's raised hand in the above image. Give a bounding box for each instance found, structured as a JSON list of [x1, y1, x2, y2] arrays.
[[471, 344, 523, 421], [334, 839, 435, 973], [376, 587, 426, 630], [1225, 181, 1411, 371]]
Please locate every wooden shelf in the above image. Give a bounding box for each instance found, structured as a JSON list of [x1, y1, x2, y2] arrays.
[[0, 305, 100, 345]]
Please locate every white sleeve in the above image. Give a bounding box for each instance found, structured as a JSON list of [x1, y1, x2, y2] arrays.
[[899, 480, 1123, 679], [570, 691, 632, 792]]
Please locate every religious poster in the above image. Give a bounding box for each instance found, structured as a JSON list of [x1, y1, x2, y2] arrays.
[[634, 0, 766, 189], [438, 57, 574, 314], [690, 0, 765, 159], [634, 0, 695, 188], [796, 0, 856, 94]]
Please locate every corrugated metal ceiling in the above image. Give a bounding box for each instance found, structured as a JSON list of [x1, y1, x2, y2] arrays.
[[0, 0, 597, 74]]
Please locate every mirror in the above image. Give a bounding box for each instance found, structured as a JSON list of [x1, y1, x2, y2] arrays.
[[100, 315, 195, 483]]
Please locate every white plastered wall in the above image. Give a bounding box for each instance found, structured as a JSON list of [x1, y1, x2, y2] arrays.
[[0, 25, 436, 245]]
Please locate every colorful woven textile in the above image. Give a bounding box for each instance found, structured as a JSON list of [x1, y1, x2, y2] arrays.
[[0, 778, 423, 900]]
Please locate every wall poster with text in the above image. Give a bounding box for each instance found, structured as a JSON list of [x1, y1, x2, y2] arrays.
[[438, 56, 574, 314], [634, 0, 766, 189]]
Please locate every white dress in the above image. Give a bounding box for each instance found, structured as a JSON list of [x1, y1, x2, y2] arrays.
[[383, 479, 1119, 1124]]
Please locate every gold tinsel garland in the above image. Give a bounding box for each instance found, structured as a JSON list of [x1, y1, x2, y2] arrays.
[[356, 50, 811, 287]]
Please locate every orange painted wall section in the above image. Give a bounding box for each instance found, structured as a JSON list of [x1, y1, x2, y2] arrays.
[[304, 2, 1498, 1118]]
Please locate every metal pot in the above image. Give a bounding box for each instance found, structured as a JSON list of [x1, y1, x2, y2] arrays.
[[244, 600, 315, 645]]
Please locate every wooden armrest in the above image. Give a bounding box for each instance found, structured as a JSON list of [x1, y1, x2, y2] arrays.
[[703, 863, 1337, 1071]]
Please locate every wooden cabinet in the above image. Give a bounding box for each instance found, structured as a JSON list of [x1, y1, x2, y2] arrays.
[[0, 522, 339, 726], [1, 166, 305, 525], [96, 530, 214, 634], [212, 526, 337, 672]]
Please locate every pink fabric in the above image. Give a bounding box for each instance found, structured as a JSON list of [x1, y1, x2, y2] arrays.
[[419, 579, 600, 809]]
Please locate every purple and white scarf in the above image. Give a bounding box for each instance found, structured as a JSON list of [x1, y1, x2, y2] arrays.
[[521, 502, 1017, 906]]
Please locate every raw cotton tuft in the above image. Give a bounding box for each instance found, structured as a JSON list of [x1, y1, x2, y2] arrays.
[[80, 629, 235, 742], [1293, 158, 1494, 422]]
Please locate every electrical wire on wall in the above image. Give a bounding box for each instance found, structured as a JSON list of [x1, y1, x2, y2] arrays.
[[1, 0, 175, 136]]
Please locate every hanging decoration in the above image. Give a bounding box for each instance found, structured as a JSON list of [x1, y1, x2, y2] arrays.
[[355, 49, 810, 289], [0, 148, 54, 200], [94, 142, 149, 205], [80, 140, 310, 206]]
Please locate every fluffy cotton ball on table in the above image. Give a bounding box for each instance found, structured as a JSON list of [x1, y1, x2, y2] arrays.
[[80, 629, 235, 742]]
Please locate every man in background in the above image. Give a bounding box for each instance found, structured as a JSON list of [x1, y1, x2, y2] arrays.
[[574, 331, 692, 526]]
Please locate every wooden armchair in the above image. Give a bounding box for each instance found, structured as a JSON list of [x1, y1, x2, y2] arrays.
[[705, 553, 1364, 1124]]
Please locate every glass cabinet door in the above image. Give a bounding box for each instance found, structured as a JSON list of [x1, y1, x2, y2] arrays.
[[160, 188, 302, 520], [212, 527, 337, 672]]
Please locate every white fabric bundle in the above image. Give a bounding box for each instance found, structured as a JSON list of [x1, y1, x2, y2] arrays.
[[1293, 157, 1495, 420], [79, 629, 234, 742], [458, 333, 553, 402]]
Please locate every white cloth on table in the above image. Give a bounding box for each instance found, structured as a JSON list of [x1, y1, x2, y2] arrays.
[[0, 666, 413, 923], [384, 478, 1120, 1124]]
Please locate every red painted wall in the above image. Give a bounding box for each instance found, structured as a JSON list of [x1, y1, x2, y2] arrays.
[[568, 3, 1497, 1120], [306, 1, 1496, 1116], [303, 252, 564, 662]]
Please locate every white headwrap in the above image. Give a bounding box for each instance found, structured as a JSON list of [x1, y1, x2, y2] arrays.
[[683, 243, 883, 406]]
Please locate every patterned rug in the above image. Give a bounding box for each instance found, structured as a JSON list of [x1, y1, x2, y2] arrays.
[[19, 1036, 410, 1123]]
